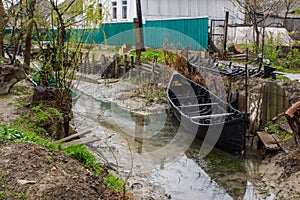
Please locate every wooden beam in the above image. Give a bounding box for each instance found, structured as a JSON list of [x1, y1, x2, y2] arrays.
[[178, 103, 218, 108], [257, 131, 280, 151], [191, 113, 233, 119], [56, 130, 92, 144]]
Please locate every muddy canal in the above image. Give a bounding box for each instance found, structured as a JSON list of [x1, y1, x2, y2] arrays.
[[72, 80, 265, 200]]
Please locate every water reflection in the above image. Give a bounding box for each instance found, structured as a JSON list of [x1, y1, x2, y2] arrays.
[[96, 100, 256, 199], [74, 90, 263, 200]]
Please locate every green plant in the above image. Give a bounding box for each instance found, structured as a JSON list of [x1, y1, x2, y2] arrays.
[[131, 49, 165, 63], [132, 83, 166, 102], [267, 123, 292, 141], [10, 192, 18, 197], [104, 172, 123, 192], [0, 173, 4, 181], [0, 191, 4, 199], [6, 185, 12, 190], [264, 33, 282, 64], [47, 107, 63, 120], [20, 192, 26, 200], [46, 155, 52, 164], [276, 75, 291, 82], [37, 111, 51, 123], [14, 106, 63, 136], [0, 125, 58, 151], [32, 101, 44, 112], [63, 144, 103, 175], [268, 123, 279, 134], [284, 47, 300, 69]]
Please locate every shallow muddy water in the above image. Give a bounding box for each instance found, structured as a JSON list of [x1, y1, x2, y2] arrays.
[[72, 80, 266, 200]]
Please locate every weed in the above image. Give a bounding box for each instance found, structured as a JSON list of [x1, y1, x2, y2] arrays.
[[0, 125, 58, 151], [10, 191, 18, 197], [37, 111, 52, 123], [46, 155, 52, 164], [131, 49, 165, 63], [104, 172, 123, 192], [268, 123, 279, 135], [276, 75, 291, 82], [14, 107, 63, 136], [6, 185, 12, 190], [0, 174, 4, 181], [63, 144, 104, 175], [20, 192, 26, 200], [32, 102, 44, 112], [0, 191, 4, 199], [267, 123, 292, 141], [47, 107, 63, 120], [132, 83, 166, 102]]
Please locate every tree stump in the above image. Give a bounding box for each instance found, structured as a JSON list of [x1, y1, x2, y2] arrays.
[[0, 64, 26, 95]]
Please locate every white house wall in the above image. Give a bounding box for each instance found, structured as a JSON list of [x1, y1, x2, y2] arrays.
[[101, 0, 242, 23]]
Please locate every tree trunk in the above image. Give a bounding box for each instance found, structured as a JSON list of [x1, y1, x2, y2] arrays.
[[24, 21, 34, 71], [0, 0, 8, 58], [24, 0, 37, 72]]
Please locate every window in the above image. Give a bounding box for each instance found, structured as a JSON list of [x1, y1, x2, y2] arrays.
[[112, 1, 117, 19], [122, 0, 127, 19]]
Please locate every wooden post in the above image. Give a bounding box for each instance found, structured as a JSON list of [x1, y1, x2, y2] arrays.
[[92, 54, 96, 74], [151, 55, 157, 82], [134, 18, 142, 65], [129, 55, 134, 78], [114, 55, 119, 78], [136, 0, 144, 51], [124, 54, 128, 77], [245, 48, 248, 121], [223, 11, 229, 59]]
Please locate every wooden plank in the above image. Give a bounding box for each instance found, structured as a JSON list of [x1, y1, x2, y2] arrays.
[[178, 103, 218, 108], [257, 131, 280, 150], [279, 124, 293, 134], [56, 130, 92, 143], [191, 112, 233, 119]]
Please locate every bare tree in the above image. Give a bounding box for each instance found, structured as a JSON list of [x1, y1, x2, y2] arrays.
[[283, 0, 298, 26], [230, 0, 281, 54]]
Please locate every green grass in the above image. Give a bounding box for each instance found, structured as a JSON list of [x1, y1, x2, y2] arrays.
[[14, 105, 63, 136], [104, 172, 123, 192], [0, 126, 58, 151], [131, 49, 165, 63], [0, 174, 4, 181], [276, 75, 292, 82], [273, 65, 300, 73], [0, 191, 4, 199], [63, 144, 104, 176]]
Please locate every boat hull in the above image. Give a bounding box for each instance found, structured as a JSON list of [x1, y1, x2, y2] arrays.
[[167, 71, 246, 155]]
